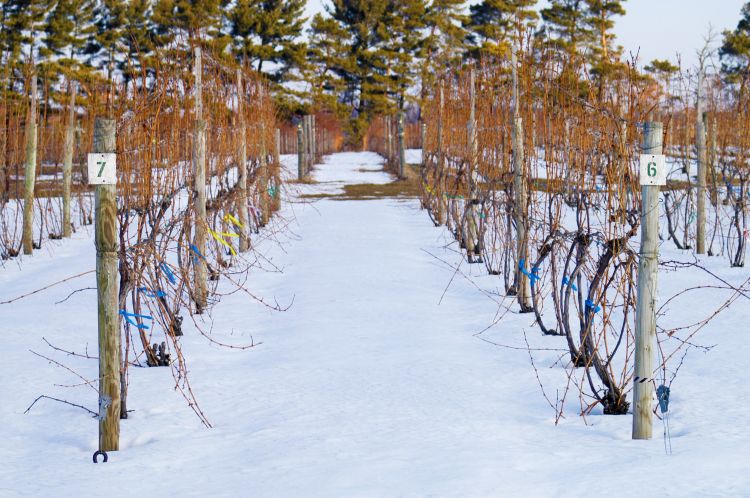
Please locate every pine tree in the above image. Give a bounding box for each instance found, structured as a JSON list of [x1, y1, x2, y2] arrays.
[[228, 0, 307, 113], [309, 0, 426, 145], [420, 0, 468, 104], [310, 0, 389, 144], [88, 0, 127, 78], [229, 0, 306, 77], [152, 0, 226, 45], [721, 3, 750, 83], [584, 0, 626, 83], [540, 0, 591, 59], [307, 13, 351, 114], [466, 0, 537, 58], [121, 0, 158, 85], [377, 0, 426, 110], [42, 0, 97, 85]]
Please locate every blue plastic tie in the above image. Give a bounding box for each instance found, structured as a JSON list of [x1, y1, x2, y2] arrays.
[[562, 276, 578, 291], [190, 244, 206, 262], [519, 259, 541, 287], [656, 385, 670, 413], [119, 310, 153, 329], [160, 262, 177, 284], [584, 299, 602, 313], [138, 287, 167, 298]]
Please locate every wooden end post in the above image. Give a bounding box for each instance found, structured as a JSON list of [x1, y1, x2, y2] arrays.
[[94, 117, 120, 452], [632, 121, 663, 440]]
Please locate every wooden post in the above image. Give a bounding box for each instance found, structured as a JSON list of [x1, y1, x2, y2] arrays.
[[302, 115, 309, 174], [273, 127, 281, 211], [297, 123, 304, 180], [274, 127, 281, 164], [236, 68, 250, 252], [632, 121, 663, 440], [311, 115, 317, 163], [259, 122, 270, 226], [94, 117, 120, 452], [62, 82, 77, 238], [696, 69, 706, 254], [383, 116, 393, 163], [512, 48, 532, 311], [436, 84, 445, 225], [465, 69, 479, 263], [421, 122, 427, 169], [192, 46, 208, 312], [22, 64, 38, 255], [708, 115, 718, 207], [398, 110, 406, 178]]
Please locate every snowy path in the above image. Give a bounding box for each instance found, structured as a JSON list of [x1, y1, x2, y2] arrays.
[[2, 152, 749, 497]]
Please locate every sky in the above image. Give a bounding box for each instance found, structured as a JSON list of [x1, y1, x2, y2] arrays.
[[303, 0, 747, 69]]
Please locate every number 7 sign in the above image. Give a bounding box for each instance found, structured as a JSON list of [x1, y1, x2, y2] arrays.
[[88, 153, 117, 185], [639, 154, 666, 186]]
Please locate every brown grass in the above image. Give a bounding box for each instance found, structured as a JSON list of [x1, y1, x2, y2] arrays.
[[302, 163, 422, 201]]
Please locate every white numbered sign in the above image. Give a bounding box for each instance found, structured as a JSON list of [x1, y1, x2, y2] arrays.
[[639, 154, 666, 186], [88, 153, 117, 185]]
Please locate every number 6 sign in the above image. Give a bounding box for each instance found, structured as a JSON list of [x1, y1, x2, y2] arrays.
[[88, 153, 117, 185], [639, 154, 666, 186]]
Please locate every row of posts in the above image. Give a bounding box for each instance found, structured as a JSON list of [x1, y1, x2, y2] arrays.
[[95, 46, 283, 456], [427, 62, 666, 441]]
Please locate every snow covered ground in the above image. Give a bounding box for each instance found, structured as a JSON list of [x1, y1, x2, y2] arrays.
[[1, 152, 750, 497]]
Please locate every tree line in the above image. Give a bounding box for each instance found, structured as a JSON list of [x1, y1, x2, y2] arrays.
[[4, 0, 750, 146]]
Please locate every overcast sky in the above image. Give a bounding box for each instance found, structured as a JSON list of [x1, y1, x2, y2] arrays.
[[303, 0, 747, 69]]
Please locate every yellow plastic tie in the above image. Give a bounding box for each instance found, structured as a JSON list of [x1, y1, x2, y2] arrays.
[[223, 213, 244, 229]]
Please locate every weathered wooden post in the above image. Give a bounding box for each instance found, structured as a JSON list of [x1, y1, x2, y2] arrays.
[[696, 69, 706, 254], [303, 115, 310, 173], [62, 82, 77, 238], [397, 110, 406, 178], [273, 127, 281, 211], [275, 127, 281, 164], [383, 116, 393, 164], [311, 114, 317, 163], [22, 63, 38, 255], [235, 68, 250, 252], [511, 49, 532, 310], [297, 123, 304, 180], [192, 46, 208, 312], [436, 84, 446, 225], [464, 70, 481, 263], [259, 121, 270, 226], [421, 122, 427, 169], [708, 115, 719, 207], [92, 117, 120, 452], [633, 121, 664, 440]]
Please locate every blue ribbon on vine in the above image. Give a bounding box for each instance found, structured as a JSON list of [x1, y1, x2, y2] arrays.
[[138, 287, 167, 299], [584, 299, 602, 313], [656, 385, 670, 413], [190, 244, 206, 263], [160, 262, 177, 285], [519, 259, 541, 287], [562, 276, 578, 291], [119, 310, 153, 329]]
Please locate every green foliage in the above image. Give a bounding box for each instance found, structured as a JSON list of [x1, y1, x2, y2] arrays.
[[309, 0, 427, 146], [42, 0, 97, 82], [466, 0, 537, 58], [721, 3, 750, 82], [421, 0, 468, 100], [152, 0, 227, 43], [228, 0, 307, 115]]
